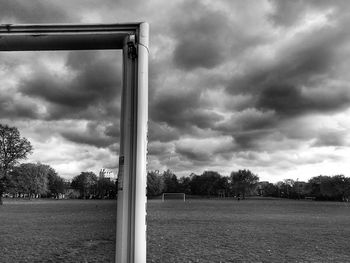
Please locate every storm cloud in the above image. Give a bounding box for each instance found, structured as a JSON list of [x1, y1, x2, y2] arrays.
[[0, 0, 69, 23], [1, 0, 350, 181], [19, 51, 122, 120], [172, 1, 230, 70]]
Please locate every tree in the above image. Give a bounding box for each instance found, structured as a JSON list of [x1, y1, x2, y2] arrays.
[[306, 175, 350, 201], [178, 176, 192, 195], [190, 171, 227, 196], [162, 170, 179, 193], [9, 163, 48, 198], [47, 166, 66, 198], [0, 124, 33, 204], [331, 175, 350, 201], [257, 181, 279, 197], [147, 171, 164, 197], [306, 175, 331, 200], [96, 177, 116, 199], [274, 179, 304, 199], [71, 172, 97, 199], [230, 169, 259, 199], [6, 163, 66, 199]]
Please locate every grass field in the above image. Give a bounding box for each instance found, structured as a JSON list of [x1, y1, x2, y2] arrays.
[[148, 199, 350, 263], [1, 198, 350, 262], [0, 199, 116, 263]]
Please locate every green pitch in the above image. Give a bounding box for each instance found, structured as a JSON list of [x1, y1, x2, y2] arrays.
[[0, 199, 116, 263], [1, 198, 350, 262], [147, 199, 350, 263]]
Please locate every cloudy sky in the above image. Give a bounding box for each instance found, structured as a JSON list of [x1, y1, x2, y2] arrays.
[[1, 0, 350, 182]]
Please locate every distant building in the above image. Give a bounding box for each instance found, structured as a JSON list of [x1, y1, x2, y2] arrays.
[[256, 181, 270, 196], [99, 168, 116, 181]]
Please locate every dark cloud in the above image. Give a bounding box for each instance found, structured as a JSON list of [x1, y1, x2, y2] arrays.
[[257, 84, 306, 116], [257, 83, 350, 116], [171, 1, 269, 71], [214, 108, 278, 150], [176, 147, 211, 163], [175, 144, 234, 165], [1, 0, 350, 180], [217, 109, 277, 133], [0, 95, 40, 119], [268, 0, 313, 27], [174, 136, 235, 164], [233, 130, 274, 150], [229, 22, 350, 119], [312, 130, 347, 147], [232, 32, 337, 93], [104, 122, 120, 138], [20, 51, 122, 120], [217, 15, 350, 152], [151, 89, 223, 130], [268, 0, 348, 27], [171, 1, 230, 70], [0, 0, 70, 23], [108, 143, 119, 154], [148, 141, 172, 156], [60, 121, 114, 148], [148, 121, 180, 142]]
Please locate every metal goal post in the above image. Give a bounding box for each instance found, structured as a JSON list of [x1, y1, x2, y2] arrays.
[[0, 23, 149, 263], [162, 193, 186, 202]]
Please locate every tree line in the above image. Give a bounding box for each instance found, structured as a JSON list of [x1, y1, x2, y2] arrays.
[[70, 171, 116, 199], [0, 124, 117, 204], [260, 175, 350, 201], [2, 123, 350, 203], [2, 163, 117, 201], [147, 169, 350, 202], [147, 169, 259, 199], [4, 163, 67, 199]]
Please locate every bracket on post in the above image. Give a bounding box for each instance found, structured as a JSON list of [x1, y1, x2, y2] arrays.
[[127, 34, 137, 59]]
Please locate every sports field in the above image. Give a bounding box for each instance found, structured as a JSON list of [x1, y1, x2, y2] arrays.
[[148, 199, 350, 262], [0, 199, 116, 263], [1, 199, 350, 262]]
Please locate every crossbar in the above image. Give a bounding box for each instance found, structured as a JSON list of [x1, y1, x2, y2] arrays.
[[0, 23, 139, 50]]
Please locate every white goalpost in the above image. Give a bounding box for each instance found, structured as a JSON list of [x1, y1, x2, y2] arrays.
[[162, 193, 186, 202], [0, 23, 149, 263], [116, 22, 149, 263]]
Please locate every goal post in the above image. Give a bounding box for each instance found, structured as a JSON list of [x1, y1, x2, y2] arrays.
[[162, 193, 186, 202], [117, 23, 149, 263], [0, 22, 149, 263]]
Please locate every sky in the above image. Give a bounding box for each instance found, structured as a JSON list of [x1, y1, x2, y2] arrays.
[[0, 0, 350, 182]]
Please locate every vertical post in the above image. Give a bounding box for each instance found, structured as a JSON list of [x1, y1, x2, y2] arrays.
[[134, 22, 149, 263], [116, 23, 149, 263]]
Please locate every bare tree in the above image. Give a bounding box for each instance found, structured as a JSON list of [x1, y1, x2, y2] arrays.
[[0, 124, 33, 204]]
